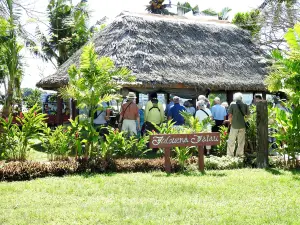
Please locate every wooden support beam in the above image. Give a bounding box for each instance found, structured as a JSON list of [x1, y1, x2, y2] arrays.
[[256, 101, 269, 168], [192, 98, 197, 109], [56, 95, 63, 125], [166, 93, 170, 104], [226, 91, 234, 104], [262, 92, 267, 100], [136, 92, 140, 104]]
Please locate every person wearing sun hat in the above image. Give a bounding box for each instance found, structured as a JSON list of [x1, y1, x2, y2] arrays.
[[119, 92, 140, 136]]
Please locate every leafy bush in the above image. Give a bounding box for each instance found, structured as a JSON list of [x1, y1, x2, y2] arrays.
[[265, 23, 300, 163], [204, 156, 244, 170], [0, 104, 47, 161], [173, 146, 194, 171], [42, 125, 70, 160], [99, 128, 150, 159]]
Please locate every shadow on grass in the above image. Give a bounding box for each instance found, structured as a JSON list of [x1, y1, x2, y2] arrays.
[[79, 172, 117, 178], [265, 168, 283, 175], [152, 171, 227, 177]]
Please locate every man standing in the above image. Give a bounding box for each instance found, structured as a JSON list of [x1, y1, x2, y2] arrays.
[[227, 92, 250, 157], [168, 96, 186, 126], [145, 92, 164, 133], [119, 92, 140, 136], [211, 97, 227, 132]]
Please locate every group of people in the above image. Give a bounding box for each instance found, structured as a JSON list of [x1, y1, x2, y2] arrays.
[[114, 91, 251, 157]]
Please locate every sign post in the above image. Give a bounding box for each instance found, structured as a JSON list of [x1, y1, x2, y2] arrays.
[[149, 133, 220, 173]]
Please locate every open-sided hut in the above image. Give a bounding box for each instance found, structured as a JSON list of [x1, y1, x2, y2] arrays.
[[37, 12, 268, 123]]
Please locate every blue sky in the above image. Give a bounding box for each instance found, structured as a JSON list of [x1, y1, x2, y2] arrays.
[[20, 0, 263, 89]]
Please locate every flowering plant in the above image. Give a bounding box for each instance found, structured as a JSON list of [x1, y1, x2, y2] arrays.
[[216, 126, 229, 156]]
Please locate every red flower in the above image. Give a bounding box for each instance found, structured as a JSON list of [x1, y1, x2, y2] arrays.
[[224, 131, 227, 136], [19, 112, 23, 118], [34, 111, 37, 116]]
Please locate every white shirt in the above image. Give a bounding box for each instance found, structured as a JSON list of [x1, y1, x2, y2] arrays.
[[195, 108, 212, 131], [93, 102, 108, 125], [186, 107, 196, 115]]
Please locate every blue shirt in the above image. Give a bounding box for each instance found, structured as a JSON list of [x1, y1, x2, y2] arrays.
[[165, 101, 174, 115], [211, 104, 227, 120], [168, 103, 186, 125]]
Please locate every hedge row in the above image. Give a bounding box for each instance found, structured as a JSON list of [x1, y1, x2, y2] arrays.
[[0, 158, 180, 182]]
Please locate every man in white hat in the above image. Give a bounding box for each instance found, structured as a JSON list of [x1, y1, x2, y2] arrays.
[[119, 92, 140, 136]]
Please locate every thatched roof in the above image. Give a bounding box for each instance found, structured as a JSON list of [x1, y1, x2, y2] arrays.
[[37, 12, 268, 97]]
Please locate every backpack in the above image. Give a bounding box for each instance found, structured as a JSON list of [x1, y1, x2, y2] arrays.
[[149, 98, 161, 112]]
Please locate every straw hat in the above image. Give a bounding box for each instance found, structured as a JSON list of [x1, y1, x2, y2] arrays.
[[126, 92, 136, 99]]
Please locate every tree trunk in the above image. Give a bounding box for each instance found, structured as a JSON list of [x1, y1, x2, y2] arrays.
[[2, 79, 13, 117], [256, 101, 269, 168]]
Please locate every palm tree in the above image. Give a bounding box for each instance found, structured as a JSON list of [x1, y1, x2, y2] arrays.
[[0, 0, 23, 117], [146, 0, 172, 15], [218, 7, 232, 20], [36, 0, 91, 67]]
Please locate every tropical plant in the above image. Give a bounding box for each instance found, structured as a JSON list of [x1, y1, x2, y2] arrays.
[[42, 125, 70, 161], [173, 146, 194, 171], [0, 1, 23, 117], [60, 43, 133, 157], [99, 128, 149, 160], [36, 0, 91, 67], [265, 23, 300, 163], [23, 88, 42, 109], [216, 126, 229, 156], [246, 105, 257, 153], [0, 104, 47, 161], [146, 0, 172, 15], [232, 10, 261, 36], [201, 8, 218, 16], [180, 111, 214, 133], [218, 7, 232, 20], [177, 2, 192, 15], [150, 120, 177, 135]]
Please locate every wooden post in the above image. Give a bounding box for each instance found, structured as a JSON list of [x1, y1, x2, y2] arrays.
[[256, 101, 269, 168], [262, 92, 267, 100], [164, 148, 171, 173], [198, 146, 204, 172], [166, 93, 170, 104], [71, 99, 77, 120], [192, 98, 197, 109], [56, 95, 63, 125], [136, 92, 140, 104], [226, 91, 234, 104]]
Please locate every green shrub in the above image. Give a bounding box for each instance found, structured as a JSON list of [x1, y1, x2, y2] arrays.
[[204, 156, 244, 170], [42, 125, 70, 160], [0, 104, 47, 161], [99, 128, 150, 160]]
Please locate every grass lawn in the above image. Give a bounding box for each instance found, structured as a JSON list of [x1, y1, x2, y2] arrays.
[[1, 169, 300, 225]]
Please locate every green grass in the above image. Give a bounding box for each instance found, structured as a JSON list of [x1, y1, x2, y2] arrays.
[[1, 169, 300, 224]]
